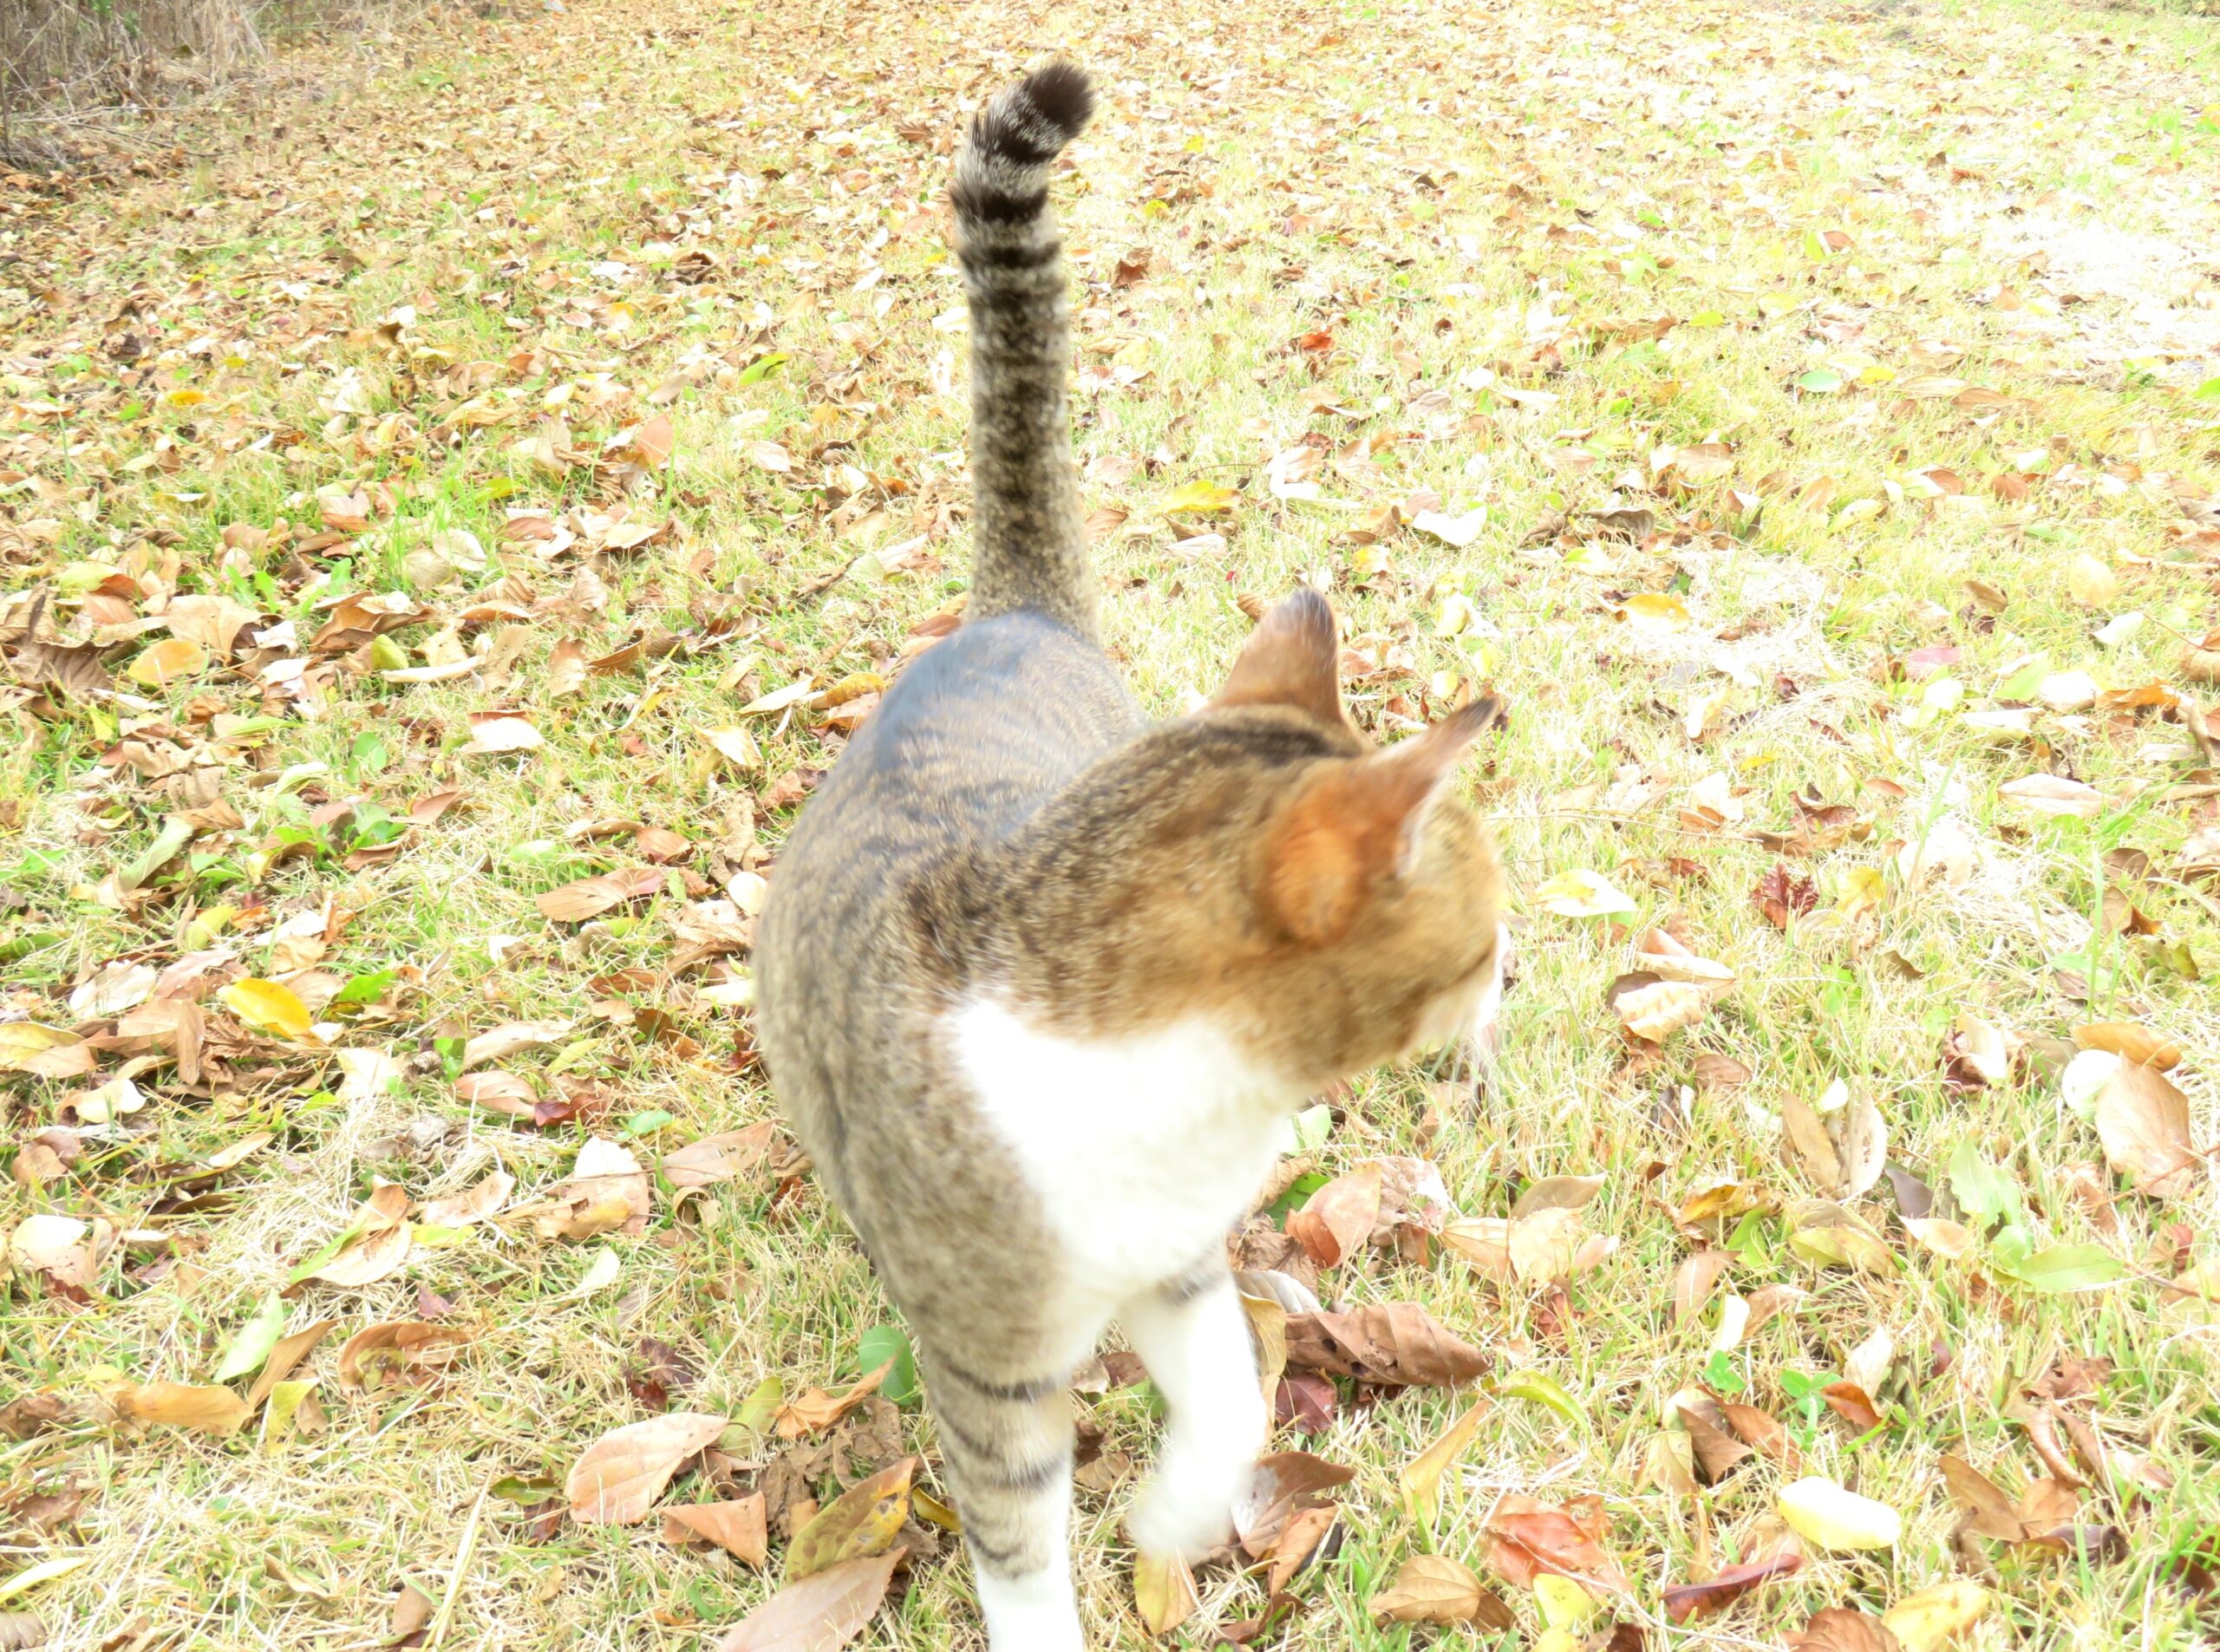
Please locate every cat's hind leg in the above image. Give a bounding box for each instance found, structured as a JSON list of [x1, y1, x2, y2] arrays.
[[924, 1350, 1087, 1652], [1121, 1261, 1268, 1558]]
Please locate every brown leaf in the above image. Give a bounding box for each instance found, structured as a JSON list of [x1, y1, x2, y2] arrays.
[[245, 1319, 337, 1408], [107, 1380, 252, 1436], [1232, 1451, 1356, 1558], [336, 1321, 473, 1392], [1283, 1303, 1489, 1387], [1265, 1505, 1340, 1596], [1484, 1492, 1633, 1593], [1662, 1551, 1803, 1623], [2095, 1061, 2202, 1198], [420, 1170, 513, 1227], [663, 1123, 779, 1192], [1371, 1554, 1494, 1626], [1790, 1607, 1903, 1652], [1752, 862, 1818, 928], [0, 1613, 46, 1651], [454, 1071, 537, 1117], [1671, 1249, 1730, 1323], [566, 1411, 729, 1524], [536, 867, 667, 923], [775, 1361, 894, 1440], [1691, 1051, 1753, 1091], [1720, 1402, 1799, 1467], [664, 1495, 770, 1566], [1940, 1453, 2027, 1542], [460, 1018, 575, 1068], [1286, 1163, 1383, 1268], [2073, 1023, 2181, 1070], [389, 1583, 433, 1647], [713, 1551, 898, 1652], [787, 1459, 912, 1580], [1820, 1381, 1885, 1433], [1676, 1392, 1753, 1482], [547, 637, 590, 697]]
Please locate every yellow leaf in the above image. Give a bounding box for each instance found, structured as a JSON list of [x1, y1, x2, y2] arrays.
[[1399, 1401, 1489, 1523], [1164, 478, 1240, 514], [1883, 1583, 1991, 1652], [2067, 552, 2118, 608], [1778, 1475, 1901, 1551], [0, 1555, 89, 1605], [128, 637, 210, 687], [1617, 591, 1690, 630], [0, 1023, 82, 1074], [1533, 869, 1638, 918], [1133, 1551, 1198, 1636], [219, 978, 313, 1040], [787, 1459, 913, 1581], [1535, 1575, 1598, 1629]]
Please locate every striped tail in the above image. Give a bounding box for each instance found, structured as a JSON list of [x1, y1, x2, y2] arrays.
[[950, 63, 1096, 640]]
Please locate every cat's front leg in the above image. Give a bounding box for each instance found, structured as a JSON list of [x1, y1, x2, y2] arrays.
[[925, 1354, 1087, 1652], [1121, 1263, 1268, 1557]]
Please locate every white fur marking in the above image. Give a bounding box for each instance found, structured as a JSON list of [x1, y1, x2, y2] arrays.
[[973, 1555, 1084, 1652], [950, 1001, 1301, 1307]]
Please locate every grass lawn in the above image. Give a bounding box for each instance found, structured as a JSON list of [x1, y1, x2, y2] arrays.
[[3, 0, 2219, 1645]]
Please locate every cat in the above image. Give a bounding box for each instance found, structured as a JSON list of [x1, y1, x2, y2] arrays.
[[755, 62, 1509, 1651]]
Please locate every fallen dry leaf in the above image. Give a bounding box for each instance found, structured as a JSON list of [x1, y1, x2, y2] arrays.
[[2094, 1061, 2202, 1198], [1371, 1554, 1501, 1627], [1791, 1607, 1903, 1652], [336, 1321, 472, 1391], [536, 866, 667, 923], [420, 1170, 513, 1227], [1485, 1493, 1633, 1593], [106, 1380, 252, 1437], [713, 1551, 898, 1651], [663, 1495, 770, 1567], [1133, 1550, 1199, 1636], [1286, 1163, 1383, 1268], [1283, 1303, 1489, 1387], [775, 1361, 895, 1440], [1662, 1551, 1803, 1623], [786, 1459, 913, 1581], [566, 1411, 728, 1524]]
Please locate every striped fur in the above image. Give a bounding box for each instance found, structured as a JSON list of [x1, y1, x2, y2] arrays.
[[950, 62, 1096, 639]]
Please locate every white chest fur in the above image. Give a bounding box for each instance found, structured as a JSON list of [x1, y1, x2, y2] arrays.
[[949, 1000, 1300, 1310]]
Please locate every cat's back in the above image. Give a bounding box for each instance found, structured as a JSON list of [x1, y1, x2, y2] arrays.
[[754, 612, 1134, 1100], [767, 611, 1132, 897]]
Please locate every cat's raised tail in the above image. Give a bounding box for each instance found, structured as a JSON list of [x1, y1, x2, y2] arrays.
[[950, 62, 1097, 640]]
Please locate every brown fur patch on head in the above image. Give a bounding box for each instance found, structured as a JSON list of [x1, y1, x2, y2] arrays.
[[928, 596, 1506, 1086]]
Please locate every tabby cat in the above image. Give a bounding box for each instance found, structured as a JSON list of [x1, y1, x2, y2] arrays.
[[756, 62, 1509, 1649]]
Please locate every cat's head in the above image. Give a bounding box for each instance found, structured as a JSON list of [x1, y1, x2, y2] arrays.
[[1022, 587, 1508, 1085]]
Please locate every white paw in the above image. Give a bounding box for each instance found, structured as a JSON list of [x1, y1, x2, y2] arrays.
[[1129, 1453, 1255, 1558], [974, 1566, 1085, 1652]]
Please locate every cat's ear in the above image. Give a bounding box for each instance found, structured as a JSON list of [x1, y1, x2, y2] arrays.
[[1262, 695, 1502, 944], [1213, 586, 1342, 725]]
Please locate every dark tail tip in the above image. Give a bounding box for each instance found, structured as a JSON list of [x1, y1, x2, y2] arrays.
[[1015, 61, 1094, 142], [972, 62, 1094, 167]]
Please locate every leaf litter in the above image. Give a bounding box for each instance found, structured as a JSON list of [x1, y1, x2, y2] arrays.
[[3, 0, 2218, 1642]]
